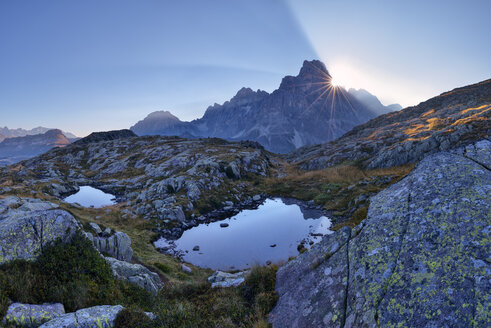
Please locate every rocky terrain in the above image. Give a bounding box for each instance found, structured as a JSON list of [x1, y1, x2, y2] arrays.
[[131, 60, 400, 153], [288, 79, 490, 170], [0, 129, 72, 166], [0, 131, 272, 238], [271, 139, 491, 327]]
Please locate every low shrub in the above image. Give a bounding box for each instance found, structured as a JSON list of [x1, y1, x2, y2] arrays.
[[114, 308, 155, 328], [241, 265, 277, 304], [0, 232, 152, 313]]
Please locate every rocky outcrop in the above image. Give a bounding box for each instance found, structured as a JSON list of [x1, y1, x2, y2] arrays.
[[104, 257, 163, 295], [0, 197, 80, 265], [131, 60, 384, 153], [73, 129, 136, 145], [38, 305, 123, 328], [271, 141, 490, 327], [1, 136, 271, 233], [289, 79, 490, 170], [85, 225, 133, 261], [2, 303, 65, 328]]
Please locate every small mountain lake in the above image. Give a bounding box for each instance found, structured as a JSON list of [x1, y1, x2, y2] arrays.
[[64, 186, 116, 208], [155, 198, 333, 270]]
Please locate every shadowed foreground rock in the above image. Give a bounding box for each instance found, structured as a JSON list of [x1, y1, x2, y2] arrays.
[[270, 140, 490, 327]]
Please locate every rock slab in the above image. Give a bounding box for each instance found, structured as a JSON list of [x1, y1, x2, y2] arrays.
[[38, 305, 123, 328], [0, 197, 80, 265], [2, 303, 65, 328], [271, 143, 491, 327]]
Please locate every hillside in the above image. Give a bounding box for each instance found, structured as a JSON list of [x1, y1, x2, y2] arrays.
[[288, 78, 491, 169]]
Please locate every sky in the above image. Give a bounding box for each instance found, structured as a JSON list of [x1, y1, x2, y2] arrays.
[[0, 0, 490, 137]]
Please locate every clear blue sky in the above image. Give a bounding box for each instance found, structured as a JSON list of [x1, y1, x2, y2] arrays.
[[1, 0, 489, 136]]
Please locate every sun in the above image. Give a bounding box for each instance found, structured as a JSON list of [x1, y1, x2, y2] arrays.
[[329, 76, 341, 88], [328, 62, 356, 90]]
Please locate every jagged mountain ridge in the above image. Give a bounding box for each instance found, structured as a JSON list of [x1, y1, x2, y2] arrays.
[[131, 60, 400, 153]]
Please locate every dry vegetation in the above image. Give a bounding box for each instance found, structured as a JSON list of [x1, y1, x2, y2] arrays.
[[261, 160, 415, 229]]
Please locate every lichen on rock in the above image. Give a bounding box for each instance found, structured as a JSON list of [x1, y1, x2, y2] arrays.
[[271, 140, 491, 327], [0, 197, 80, 265]]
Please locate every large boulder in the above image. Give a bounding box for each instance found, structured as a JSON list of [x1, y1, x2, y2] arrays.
[[0, 197, 80, 265], [2, 303, 65, 328], [104, 256, 163, 295], [85, 226, 133, 261], [38, 305, 123, 328], [270, 143, 491, 327]]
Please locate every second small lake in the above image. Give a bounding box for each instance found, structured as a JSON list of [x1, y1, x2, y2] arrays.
[[155, 198, 333, 270], [64, 186, 116, 208]]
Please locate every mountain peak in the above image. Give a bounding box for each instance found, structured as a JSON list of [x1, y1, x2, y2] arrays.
[[234, 87, 255, 98], [280, 59, 332, 90], [146, 110, 180, 121], [44, 128, 64, 137], [131, 111, 187, 136], [299, 60, 330, 77]]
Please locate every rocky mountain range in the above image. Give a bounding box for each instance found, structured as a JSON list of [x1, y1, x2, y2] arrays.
[[0, 74, 489, 327], [0, 129, 72, 166], [131, 60, 400, 153], [0, 126, 77, 142]]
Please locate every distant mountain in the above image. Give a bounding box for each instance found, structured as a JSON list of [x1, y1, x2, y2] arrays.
[[348, 88, 402, 115], [0, 126, 77, 142], [131, 111, 189, 137], [0, 129, 71, 166], [131, 60, 391, 153]]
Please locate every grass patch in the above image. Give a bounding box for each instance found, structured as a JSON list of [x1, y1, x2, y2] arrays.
[[56, 203, 209, 283], [152, 265, 278, 327], [331, 205, 369, 231], [260, 162, 415, 228]]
